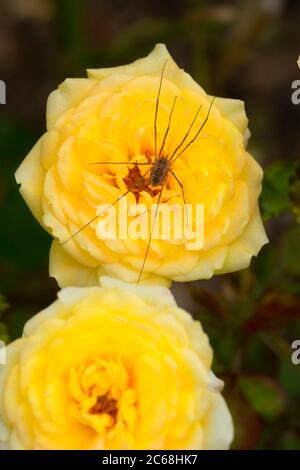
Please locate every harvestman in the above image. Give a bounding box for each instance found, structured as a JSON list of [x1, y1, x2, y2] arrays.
[[61, 62, 215, 283]]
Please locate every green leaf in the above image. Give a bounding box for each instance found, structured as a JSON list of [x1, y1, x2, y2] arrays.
[[260, 161, 294, 220], [279, 359, 300, 402], [290, 160, 300, 226], [238, 374, 287, 421], [215, 332, 237, 368]]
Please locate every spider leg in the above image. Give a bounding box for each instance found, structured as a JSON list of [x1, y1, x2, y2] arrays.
[[154, 61, 168, 160], [137, 182, 166, 284], [60, 190, 131, 246], [169, 169, 189, 230], [60, 167, 153, 245], [167, 104, 202, 162], [158, 95, 178, 157], [90, 162, 151, 166], [169, 97, 216, 165]]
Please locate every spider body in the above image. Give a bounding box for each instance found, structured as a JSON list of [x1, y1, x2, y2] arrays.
[[149, 156, 169, 187]]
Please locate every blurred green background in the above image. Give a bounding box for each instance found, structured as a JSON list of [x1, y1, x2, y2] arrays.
[[0, 0, 300, 450]]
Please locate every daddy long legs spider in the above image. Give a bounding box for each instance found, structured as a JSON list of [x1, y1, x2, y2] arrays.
[[61, 61, 216, 284]]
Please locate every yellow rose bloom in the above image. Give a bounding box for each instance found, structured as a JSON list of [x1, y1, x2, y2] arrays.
[[0, 278, 233, 450], [15, 44, 267, 286]]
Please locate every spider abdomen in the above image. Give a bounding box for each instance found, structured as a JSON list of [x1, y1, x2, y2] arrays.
[[150, 157, 169, 187]]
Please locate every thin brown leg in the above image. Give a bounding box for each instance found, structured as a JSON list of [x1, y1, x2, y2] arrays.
[[154, 61, 168, 159], [167, 104, 202, 162], [169, 169, 189, 228], [158, 95, 178, 157], [60, 167, 153, 245], [137, 182, 166, 284], [169, 97, 215, 165], [60, 190, 131, 245], [90, 162, 151, 166]]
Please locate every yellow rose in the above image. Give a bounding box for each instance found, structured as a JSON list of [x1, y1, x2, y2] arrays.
[[0, 278, 233, 450], [15, 44, 267, 286]]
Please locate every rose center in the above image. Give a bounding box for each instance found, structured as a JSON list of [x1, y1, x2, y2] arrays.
[[89, 393, 118, 419], [68, 357, 137, 434], [123, 164, 160, 202]]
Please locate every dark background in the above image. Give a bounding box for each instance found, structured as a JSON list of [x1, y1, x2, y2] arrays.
[[0, 0, 300, 449]]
